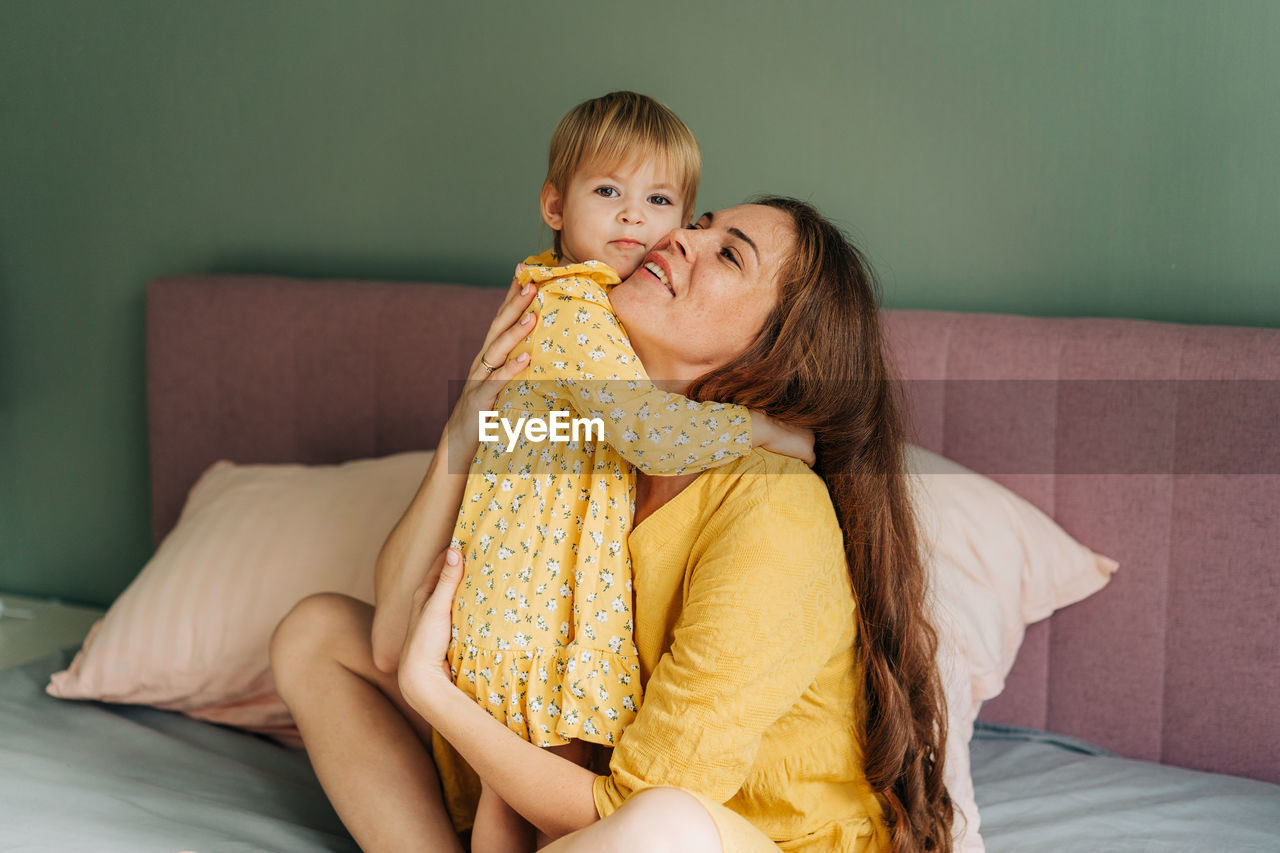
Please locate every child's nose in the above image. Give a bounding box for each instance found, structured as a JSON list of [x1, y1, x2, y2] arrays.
[[619, 206, 643, 225]]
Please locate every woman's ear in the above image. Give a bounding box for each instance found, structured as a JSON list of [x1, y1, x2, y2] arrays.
[[540, 182, 564, 231]]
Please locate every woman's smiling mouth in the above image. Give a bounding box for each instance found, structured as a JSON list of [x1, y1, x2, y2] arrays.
[[642, 259, 675, 296]]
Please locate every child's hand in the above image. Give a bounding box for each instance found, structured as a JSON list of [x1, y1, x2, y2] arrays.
[[750, 410, 816, 466]]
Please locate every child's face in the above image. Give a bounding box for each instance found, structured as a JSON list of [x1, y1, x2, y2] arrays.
[[543, 158, 686, 277]]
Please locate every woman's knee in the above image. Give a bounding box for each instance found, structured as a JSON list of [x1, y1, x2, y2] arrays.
[[605, 787, 722, 852], [270, 592, 370, 685]]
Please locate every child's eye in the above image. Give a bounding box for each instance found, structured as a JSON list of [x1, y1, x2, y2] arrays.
[[594, 187, 619, 198], [648, 195, 673, 206]]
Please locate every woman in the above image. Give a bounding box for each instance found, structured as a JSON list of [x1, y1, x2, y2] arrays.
[[271, 198, 953, 852]]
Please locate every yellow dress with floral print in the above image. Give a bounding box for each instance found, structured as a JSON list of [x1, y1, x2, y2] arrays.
[[448, 251, 753, 748]]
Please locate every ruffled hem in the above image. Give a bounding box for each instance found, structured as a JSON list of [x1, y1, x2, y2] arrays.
[[449, 637, 642, 747]]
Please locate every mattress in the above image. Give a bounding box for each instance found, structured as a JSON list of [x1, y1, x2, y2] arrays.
[[970, 723, 1280, 851], [2, 650, 1277, 852], [1, 650, 355, 852]]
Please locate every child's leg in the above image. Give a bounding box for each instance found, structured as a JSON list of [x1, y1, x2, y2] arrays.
[[472, 781, 536, 853], [472, 739, 595, 852]]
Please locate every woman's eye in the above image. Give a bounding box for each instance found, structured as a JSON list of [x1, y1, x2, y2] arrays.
[[595, 187, 619, 198], [720, 247, 740, 268], [684, 223, 698, 230], [648, 195, 673, 206]]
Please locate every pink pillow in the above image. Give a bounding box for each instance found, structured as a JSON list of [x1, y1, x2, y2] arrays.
[[906, 444, 1119, 852], [47, 452, 433, 742]]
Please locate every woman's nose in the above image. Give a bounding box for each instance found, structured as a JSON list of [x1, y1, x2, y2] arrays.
[[668, 226, 692, 259]]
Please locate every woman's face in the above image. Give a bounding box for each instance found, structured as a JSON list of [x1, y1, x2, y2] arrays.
[[608, 204, 793, 388]]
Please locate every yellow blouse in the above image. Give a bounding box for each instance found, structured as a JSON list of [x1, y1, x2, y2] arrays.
[[593, 450, 889, 852]]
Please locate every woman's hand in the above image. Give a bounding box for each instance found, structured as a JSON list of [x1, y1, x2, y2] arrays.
[[397, 548, 466, 713], [750, 410, 816, 466], [396, 550, 601, 840], [445, 275, 539, 454]]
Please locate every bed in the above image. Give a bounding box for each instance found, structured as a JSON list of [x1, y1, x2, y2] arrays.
[[2, 273, 1276, 851]]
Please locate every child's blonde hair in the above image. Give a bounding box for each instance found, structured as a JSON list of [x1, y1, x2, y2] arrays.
[[546, 91, 701, 256]]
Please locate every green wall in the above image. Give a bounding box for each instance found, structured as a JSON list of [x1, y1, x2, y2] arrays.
[[3, 1, 1278, 605]]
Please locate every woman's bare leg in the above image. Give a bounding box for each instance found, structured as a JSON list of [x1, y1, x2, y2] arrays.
[[270, 592, 464, 853], [539, 787, 723, 852]]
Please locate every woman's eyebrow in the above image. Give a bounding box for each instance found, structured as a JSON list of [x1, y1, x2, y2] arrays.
[[699, 211, 759, 262], [728, 227, 759, 263]]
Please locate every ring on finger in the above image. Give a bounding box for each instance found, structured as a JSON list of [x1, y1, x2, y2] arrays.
[[480, 353, 502, 374]]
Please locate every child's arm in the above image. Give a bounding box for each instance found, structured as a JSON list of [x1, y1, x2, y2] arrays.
[[519, 277, 812, 473]]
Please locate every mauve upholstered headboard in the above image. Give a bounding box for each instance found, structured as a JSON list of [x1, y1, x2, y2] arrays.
[[146, 275, 503, 541], [146, 274, 1279, 784]]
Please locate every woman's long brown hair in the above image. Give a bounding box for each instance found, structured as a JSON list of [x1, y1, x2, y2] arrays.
[[686, 197, 954, 852]]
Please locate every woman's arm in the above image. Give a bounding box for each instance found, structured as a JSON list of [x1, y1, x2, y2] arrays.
[[398, 549, 600, 839], [370, 277, 538, 673]]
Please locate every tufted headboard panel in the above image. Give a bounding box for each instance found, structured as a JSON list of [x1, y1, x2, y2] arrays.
[[881, 310, 1278, 784], [146, 275, 502, 543]]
